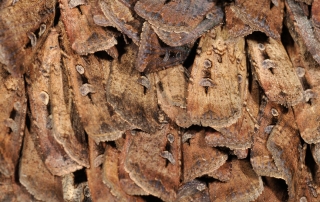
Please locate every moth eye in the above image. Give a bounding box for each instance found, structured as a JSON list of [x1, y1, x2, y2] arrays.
[[137, 76, 151, 89], [261, 59, 276, 69], [271, 108, 279, 117], [160, 151, 175, 164], [76, 65, 85, 74], [237, 74, 243, 83], [167, 133, 175, 144], [264, 125, 275, 134], [80, 83, 95, 96], [39, 24, 46, 37], [203, 59, 212, 68], [93, 154, 104, 168], [303, 89, 316, 102], [182, 132, 193, 143], [196, 183, 206, 191], [27, 32, 37, 47], [206, 12, 214, 19], [39, 91, 49, 105], [296, 66, 305, 77], [258, 43, 265, 51], [199, 78, 215, 87]]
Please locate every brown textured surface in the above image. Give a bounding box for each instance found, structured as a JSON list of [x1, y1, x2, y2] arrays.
[[106, 44, 160, 134], [284, 19, 320, 144], [230, 0, 284, 39], [99, 0, 142, 45], [48, 29, 89, 168], [119, 133, 147, 196], [178, 26, 247, 128], [0, 65, 26, 177], [205, 78, 258, 150], [250, 98, 284, 179], [19, 129, 63, 202], [86, 139, 118, 202], [26, 29, 82, 176], [155, 65, 188, 125], [134, 0, 224, 46], [0, 0, 56, 75], [60, 0, 117, 55], [176, 180, 210, 202], [60, 22, 134, 143], [267, 109, 314, 201], [3, 0, 320, 201], [247, 37, 304, 106], [102, 145, 143, 202], [136, 22, 190, 73], [124, 125, 181, 201], [208, 159, 263, 202], [286, 0, 320, 64], [182, 129, 228, 182]]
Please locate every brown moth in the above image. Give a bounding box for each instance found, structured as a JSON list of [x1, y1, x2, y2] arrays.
[[136, 22, 191, 73], [86, 138, 118, 202], [283, 20, 320, 144], [291, 80, 320, 144], [247, 37, 304, 106], [267, 108, 315, 201], [27, 29, 83, 176], [118, 132, 148, 196], [0, 0, 56, 75], [124, 125, 181, 202], [134, 0, 224, 46], [250, 97, 284, 179], [0, 65, 26, 178], [229, 0, 284, 39], [102, 145, 143, 202], [176, 180, 210, 202], [205, 76, 259, 150], [59, 0, 117, 55], [106, 44, 160, 134], [19, 128, 64, 202], [177, 25, 247, 128], [99, 0, 142, 45], [208, 159, 263, 202], [182, 129, 228, 183], [135, 0, 217, 33], [155, 65, 188, 126], [48, 29, 89, 168], [285, 0, 320, 65], [60, 23, 134, 143]]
